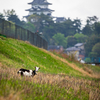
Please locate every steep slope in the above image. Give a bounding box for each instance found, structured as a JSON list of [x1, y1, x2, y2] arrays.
[[0, 36, 100, 78], [0, 36, 100, 100], [0, 36, 82, 77]]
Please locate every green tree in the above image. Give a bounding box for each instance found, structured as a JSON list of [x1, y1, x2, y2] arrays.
[[43, 25, 56, 44], [73, 19, 82, 33], [84, 35, 100, 56], [54, 18, 79, 37], [85, 58, 91, 63], [86, 16, 98, 25], [0, 13, 5, 19], [3, 9, 16, 18], [82, 16, 98, 36], [2, 9, 22, 25], [82, 25, 93, 36], [74, 33, 88, 43], [27, 14, 40, 31], [66, 36, 77, 47], [53, 33, 67, 48], [92, 43, 100, 57], [94, 22, 100, 36], [23, 22, 35, 33], [89, 52, 98, 57], [27, 14, 54, 32], [8, 15, 21, 25]]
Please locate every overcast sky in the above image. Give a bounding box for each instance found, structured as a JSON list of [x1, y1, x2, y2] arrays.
[[0, 0, 100, 25]]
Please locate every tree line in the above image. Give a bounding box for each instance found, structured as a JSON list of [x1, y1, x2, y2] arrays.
[[0, 9, 100, 57]]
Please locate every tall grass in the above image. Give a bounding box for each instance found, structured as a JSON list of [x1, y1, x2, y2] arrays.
[[0, 64, 100, 100]]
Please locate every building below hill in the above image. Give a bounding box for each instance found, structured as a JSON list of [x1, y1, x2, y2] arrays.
[[48, 45, 63, 52], [66, 43, 85, 59], [55, 17, 66, 23]]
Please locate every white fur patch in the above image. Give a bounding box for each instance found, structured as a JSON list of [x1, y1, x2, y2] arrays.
[[35, 67, 40, 72], [23, 70, 32, 76]]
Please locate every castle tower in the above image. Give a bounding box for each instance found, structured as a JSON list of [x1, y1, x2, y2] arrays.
[[25, 0, 54, 17]]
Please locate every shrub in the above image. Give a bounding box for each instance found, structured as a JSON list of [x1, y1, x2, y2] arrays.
[[85, 58, 91, 63]]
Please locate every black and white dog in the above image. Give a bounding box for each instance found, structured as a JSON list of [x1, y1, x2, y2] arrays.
[[17, 67, 40, 77]]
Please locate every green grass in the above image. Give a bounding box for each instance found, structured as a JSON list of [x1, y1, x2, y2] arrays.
[[0, 74, 89, 100], [0, 36, 82, 76], [0, 36, 100, 100]]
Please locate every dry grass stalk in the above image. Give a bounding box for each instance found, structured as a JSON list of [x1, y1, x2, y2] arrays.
[[0, 63, 100, 100], [25, 41, 30, 44], [83, 67, 93, 74], [0, 92, 21, 100]]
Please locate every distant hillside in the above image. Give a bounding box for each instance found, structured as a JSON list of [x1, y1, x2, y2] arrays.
[[0, 36, 100, 100]]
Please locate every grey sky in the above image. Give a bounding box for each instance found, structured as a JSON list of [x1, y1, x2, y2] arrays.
[[0, 0, 100, 24]]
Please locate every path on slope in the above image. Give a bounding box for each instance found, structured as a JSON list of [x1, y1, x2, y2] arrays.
[[42, 49, 99, 78]]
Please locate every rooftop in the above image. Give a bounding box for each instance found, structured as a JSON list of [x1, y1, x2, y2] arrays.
[[55, 17, 66, 23], [28, 0, 52, 5], [66, 47, 81, 51], [74, 43, 84, 47], [48, 45, 63, 50], [66, 43, 85, 51]]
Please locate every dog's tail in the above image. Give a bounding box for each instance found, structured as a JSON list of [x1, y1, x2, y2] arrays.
[[17, 70, 21, 74], [17, 71, 19, 74]]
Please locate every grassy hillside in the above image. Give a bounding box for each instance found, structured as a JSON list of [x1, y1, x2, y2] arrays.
[[0, 36, 100, 100], [0, 36, 82, 76]]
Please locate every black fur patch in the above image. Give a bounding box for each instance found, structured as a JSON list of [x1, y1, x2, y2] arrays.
[[32, 70, 36, 76], [19, 68, 30, 72]]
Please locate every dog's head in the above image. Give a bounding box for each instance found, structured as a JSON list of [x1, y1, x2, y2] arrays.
[[35, 66, 40, 72]]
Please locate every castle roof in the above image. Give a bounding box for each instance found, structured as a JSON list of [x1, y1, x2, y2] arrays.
[[26, 7, 54, 12], [28, 0, 52, 5]]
